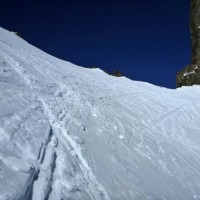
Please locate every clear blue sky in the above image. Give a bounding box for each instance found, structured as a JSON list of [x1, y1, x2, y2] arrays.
[[0, 0, 190, 88]]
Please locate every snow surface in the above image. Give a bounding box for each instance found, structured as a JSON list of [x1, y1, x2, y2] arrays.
[[0, 27, 200, 200]]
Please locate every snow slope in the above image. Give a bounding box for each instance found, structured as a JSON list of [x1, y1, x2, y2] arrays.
[[0, 27, 200, 200]]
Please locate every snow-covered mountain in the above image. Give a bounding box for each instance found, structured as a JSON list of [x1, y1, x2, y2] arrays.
[[1, 27, 200, 200]]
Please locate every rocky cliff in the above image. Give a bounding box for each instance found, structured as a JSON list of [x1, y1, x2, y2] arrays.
[[176, 0, 200, 87]]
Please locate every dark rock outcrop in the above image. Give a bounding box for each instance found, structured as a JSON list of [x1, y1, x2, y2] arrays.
[[176, 0, 200, 87], [176, 64, 200, 87]]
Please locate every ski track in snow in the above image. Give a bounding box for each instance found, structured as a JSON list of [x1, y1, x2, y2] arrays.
[[37, 95, 111, 200], [9, 82, 110, 200], [15, 127, 57, 200]]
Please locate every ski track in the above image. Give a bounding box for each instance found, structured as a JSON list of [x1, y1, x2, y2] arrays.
[[37, 95, 111, 200], [0, 53, 32, 86], [152, 103, 188, 125], [15, 126, 57, 200]]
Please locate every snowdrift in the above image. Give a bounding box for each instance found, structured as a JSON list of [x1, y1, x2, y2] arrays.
[[0, 27, 200, 200]]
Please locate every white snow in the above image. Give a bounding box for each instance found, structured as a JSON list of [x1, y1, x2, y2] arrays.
[[183, 70, 195, 77], [1, 27, 200, 200], [195, 65, 198, 69]]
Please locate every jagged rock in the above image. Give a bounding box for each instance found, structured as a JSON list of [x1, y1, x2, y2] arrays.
[[176, 0, 200, 87], [113, 70, 123, 77]]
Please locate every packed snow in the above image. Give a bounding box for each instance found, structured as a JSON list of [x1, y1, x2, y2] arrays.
[[0, 27, 200, 200]]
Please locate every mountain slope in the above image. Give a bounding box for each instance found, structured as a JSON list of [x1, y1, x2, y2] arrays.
[[1, 27, 200, 200]]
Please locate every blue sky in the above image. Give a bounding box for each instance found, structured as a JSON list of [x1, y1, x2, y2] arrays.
[[0, 0, 190, 88]]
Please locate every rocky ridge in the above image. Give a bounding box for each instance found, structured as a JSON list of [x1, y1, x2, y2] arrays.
[[176, 0, 200, 87]]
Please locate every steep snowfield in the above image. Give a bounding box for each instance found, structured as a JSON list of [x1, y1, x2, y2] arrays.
[[0, 27, 200, 200]]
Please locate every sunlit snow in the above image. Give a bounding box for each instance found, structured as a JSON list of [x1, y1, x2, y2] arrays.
[[0, 27, 200, 200]]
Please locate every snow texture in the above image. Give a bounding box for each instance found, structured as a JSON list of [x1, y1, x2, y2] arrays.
[[0, 27, 200, 200]]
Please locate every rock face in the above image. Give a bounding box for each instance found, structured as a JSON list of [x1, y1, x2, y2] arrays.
[[176, 0, 200, 87], [176, 64, 200, 87]]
